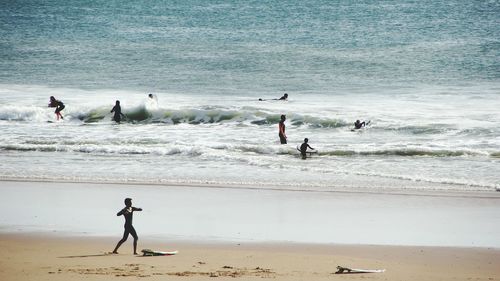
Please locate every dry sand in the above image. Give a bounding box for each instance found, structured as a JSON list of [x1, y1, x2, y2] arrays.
[[1, 233, 499, 281]]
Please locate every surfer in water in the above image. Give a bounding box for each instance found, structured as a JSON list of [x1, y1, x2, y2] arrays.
[[113, 198, 142, 255], [300, 138, 315, 159], [147, 93, 158, 105], [48, 96, 65, 120], [353, 120, 366, 130], [148, 93, 158, 101], [259, 93, 288, 101], [111, 100, 126, 123], [279, 114, 287, 144]]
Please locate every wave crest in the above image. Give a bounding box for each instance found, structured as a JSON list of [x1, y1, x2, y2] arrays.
[[0, 104, 346, 128], [1, 142, 495, 159]]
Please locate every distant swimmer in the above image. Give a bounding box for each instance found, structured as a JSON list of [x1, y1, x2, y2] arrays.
[[278, 93, 288, 100], [259, 93, 288, 101], [113, 198, 142, 255], [147, 93, 158, 103], [48, 96, 65, 120], [279, 114, 287, 144], [111, 100, 126, 123], [299, 138, 315, 159], [353, 120, 366, 130]]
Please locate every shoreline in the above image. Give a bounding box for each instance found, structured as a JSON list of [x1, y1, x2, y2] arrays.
[[3, 230, 500, 251], [1, 232, 499, 281], [1, 177, 498, 198]]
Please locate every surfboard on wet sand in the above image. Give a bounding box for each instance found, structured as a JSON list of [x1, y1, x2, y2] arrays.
[[141, 249, 178, 256], [335, 266, 385, 274]]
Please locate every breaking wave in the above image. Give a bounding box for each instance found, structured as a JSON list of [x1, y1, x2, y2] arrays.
[[0, 141, 496, 159], [0, 104, 347, 128]]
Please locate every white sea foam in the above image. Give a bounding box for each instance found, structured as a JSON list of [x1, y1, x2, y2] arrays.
[[0, 84, 499, 192]]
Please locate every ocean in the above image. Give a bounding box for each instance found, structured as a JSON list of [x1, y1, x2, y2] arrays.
[[1, 0, 499, 192]]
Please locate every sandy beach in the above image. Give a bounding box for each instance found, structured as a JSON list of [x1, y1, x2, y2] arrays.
[[1, 233, 499, 281], [1, 180, 500, 280], [2, 0, 499, 279]]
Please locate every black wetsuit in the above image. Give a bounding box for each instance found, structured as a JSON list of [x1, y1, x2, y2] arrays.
[[117, 207, 141, 241], [49, 100, 65, 113], [300, 143, 313, 159], [354, 121, 365, 129], [111, 105, 124, 122]]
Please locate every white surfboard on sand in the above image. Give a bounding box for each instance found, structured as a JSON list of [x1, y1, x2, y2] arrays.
[[141, 249, 178, 256], [335, 266, 385, 274]]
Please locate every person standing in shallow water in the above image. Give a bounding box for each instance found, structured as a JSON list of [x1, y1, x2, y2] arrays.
[[278, 114, 287, 144], [48, 96, 65, 120], [300, 138, 314, 159], [113, 198, 142, 255], [110, 100, 126, 123]]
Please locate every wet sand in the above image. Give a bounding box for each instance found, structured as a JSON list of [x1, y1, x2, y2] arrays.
[[1, 180, 499, 280], [1, 180, 500, 247]]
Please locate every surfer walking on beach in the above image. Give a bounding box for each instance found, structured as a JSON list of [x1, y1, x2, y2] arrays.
[[299, 138, 314, 159], [113, 198, 142, 255], [279, 114, 287, 144], [48, 96, 65, 120], [110, 100, 126, 123]]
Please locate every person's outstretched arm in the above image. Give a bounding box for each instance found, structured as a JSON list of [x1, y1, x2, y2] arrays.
[[117, 208, 126, 216], [132, 207, 142, 211]]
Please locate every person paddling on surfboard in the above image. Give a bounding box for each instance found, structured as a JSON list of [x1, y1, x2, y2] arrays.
[[300, 138, 315, 159], [113, 198, 142, 255], [278, 114, 287, 144], [278, 93, 288, 100], [110, 100, 126, 123], [353, 120, 366, 130], [259, 93, 288, 101], [48, 96, 65, 120]]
